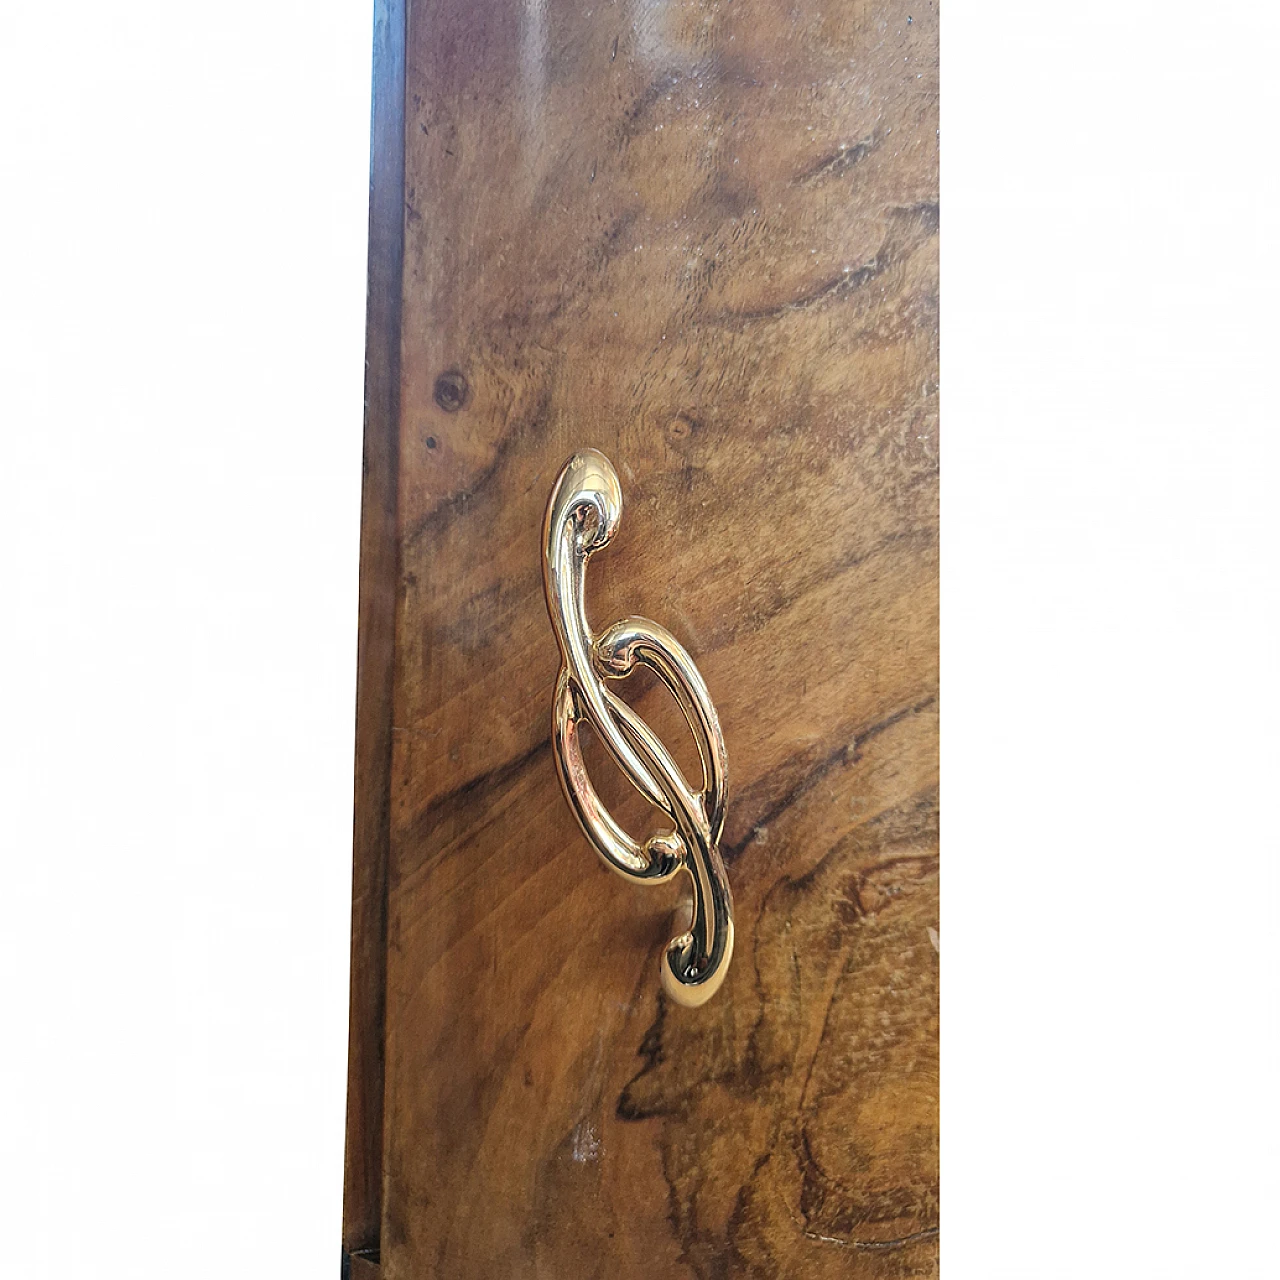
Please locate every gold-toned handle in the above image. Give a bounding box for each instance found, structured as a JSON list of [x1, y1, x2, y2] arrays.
[[542, 450, 734, 1008]]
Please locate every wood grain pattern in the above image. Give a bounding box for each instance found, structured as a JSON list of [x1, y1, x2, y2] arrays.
[[366, 0, 938, 1274], [342, 0, 405, 1260]]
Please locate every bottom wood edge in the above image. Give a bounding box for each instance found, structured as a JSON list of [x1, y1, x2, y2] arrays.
[[341, 1247, 380, 1280]]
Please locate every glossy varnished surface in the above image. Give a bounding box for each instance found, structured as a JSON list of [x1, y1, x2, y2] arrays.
[[373, 0, 937, 1274]]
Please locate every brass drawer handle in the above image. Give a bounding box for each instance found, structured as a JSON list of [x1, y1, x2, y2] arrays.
[[542, 451, 734, 1007]]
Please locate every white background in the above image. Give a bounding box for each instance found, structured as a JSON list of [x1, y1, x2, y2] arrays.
[[1, 3, 1276, 1277]]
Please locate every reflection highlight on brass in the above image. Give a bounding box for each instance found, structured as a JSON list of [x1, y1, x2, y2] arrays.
[[542, 449, 734, 1007]]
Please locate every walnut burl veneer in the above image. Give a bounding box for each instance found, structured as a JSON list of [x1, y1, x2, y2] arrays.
[[344, 1, 938, 1276]]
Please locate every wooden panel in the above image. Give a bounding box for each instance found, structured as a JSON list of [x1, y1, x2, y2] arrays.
[[342, 0, 405, 1260], [377, 0, 938, 1275]]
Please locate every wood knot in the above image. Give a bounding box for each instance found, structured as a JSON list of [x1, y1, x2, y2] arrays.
[[667, 413, 697, 441], [433, 370, 469, 412]]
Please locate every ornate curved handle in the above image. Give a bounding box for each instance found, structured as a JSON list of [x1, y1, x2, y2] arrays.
[[542, 450, 734, 1007]]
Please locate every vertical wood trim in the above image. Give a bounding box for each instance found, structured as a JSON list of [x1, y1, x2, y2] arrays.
[[342, 0, 405, 1259]]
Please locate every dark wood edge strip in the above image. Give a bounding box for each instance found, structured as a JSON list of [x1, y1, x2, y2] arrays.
[[341, 0, 405, 1261], [342, 1247, 383, 1280]]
